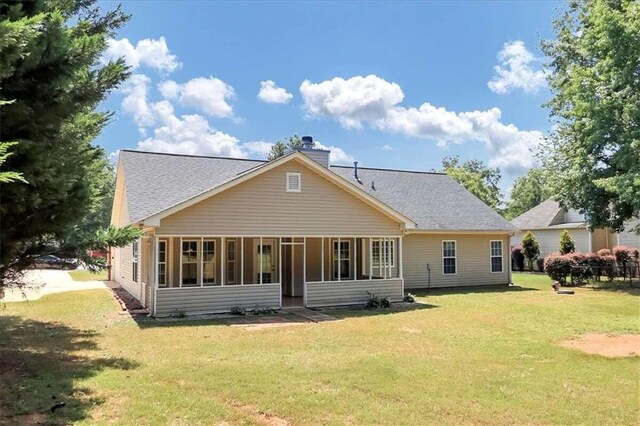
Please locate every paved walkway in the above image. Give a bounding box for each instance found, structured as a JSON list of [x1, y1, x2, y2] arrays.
[[282, 306, 338, 323], [2, 269, 109, 302]]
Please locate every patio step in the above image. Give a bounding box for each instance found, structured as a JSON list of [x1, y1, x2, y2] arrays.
[[283, 307, 337, 323]]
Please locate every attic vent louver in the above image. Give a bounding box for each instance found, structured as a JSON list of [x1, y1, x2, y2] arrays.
[[286, 172, 301, 192]]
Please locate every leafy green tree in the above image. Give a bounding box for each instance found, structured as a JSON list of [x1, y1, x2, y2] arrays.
[[504, 168, 552, 219], [267, 135, 312, 160], [441, 156, 502, 211], [540, 0, 640, 233], [521, 231, 540, 271], [559, 230, 575, 255], [0, 0, 140, 289]]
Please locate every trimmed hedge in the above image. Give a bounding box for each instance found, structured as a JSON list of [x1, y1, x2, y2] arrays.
[[544, 251, 618, 286]]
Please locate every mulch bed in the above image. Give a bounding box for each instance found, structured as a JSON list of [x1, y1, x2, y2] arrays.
[[110, 287, 147, 315]]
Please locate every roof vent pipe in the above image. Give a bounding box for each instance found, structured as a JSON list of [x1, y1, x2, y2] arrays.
[[354, 161, 362, 184], [301, 135, 313, 149]]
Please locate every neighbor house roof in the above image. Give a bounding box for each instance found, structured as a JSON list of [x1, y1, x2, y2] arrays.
[[118, 150, 516, 232], [511, 199, 585, 230]]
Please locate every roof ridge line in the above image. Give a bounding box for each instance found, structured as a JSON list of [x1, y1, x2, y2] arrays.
[[121, 149, 268, 163], [332, 165, 446, 175]]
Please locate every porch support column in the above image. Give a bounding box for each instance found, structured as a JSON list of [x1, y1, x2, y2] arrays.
[[387, 237, 392, 279], [179, 237, 183, 287], [259, 237, 263, 284], [353, 237, 357, 281], [321, 237, 325, 282], [369, 237, 373, 280], [221, 237, 225, 286], [399, 236, 403, 280], [200, 237, 204, 287], [153, 236, 158, 290], [278, 237, 282, 284], [240, 237, 244, 285], [303, 237, 307, 284]]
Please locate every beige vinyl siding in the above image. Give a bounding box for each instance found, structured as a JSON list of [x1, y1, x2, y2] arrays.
[[114, 240, 145, 303], [305, 279, 403, 308], [403, 233, 509, 289], [591, 228, 610, 252], [511, 228, 591, 257], [154, 284, 280, 316], [157, 160, 402, 236], [617, 229, 640, 248], [564, 209, 584, 223]]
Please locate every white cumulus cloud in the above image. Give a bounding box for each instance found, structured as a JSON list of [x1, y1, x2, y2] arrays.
[[300, 74, 543, 174], [121, 74, 155, 131], [243, 141, 273, 156], [315, 142, 355, 165], [487, 40, 547, 94], [102, 37, 181, 73], [158, 77, 236, 118], [258, 80, 294, 104]]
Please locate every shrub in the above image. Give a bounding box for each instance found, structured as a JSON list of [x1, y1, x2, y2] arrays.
[[613, 246, 633, 263], [536, 257, 545, 272], [511, 245, 525, 271], [559, 230, 575, 254], [231, 305, 247, 316], [380, 297, 391, 308], [403, 293, 416, 303], [366, 292, 381, 309], [597, 248, 611, 257], [249, 305, 274, 315], [521, 231, 540, 271], [544, 253, 575, 285]]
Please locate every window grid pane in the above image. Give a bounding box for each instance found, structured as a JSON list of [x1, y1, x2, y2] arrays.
[[442, 241, 456, 275], [490, 241, 503, 273]]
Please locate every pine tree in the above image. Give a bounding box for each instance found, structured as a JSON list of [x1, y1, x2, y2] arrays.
[[521, 231, 540, 271], [559, 230, 575, 255], [0, 0, 140, 288]]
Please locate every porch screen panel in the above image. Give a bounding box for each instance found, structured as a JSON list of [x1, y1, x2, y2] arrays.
[[203, 240, 216, 285]]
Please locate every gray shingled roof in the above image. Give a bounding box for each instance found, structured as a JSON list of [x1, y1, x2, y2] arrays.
[[510, 199, 564, 230], [121, 150, 265, 223], [119, 150, 516, 231]]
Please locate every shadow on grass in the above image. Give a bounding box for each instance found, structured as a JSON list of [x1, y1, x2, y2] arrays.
[[410, 284, 538, 298], [585, 281, 640, 296], [0, 316, 139, 424]]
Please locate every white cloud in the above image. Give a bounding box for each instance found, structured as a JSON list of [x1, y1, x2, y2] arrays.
[[315, 142, 355, 165], [136, 101, 246, 158], [382, 145, 393, 151], [158, 77, 235, 118], [243, 141, 273, 156], [158, 80, 180, 99], [300, 74, 543, 174], [102, 37, 181, 73], [108, 150, 120, 166], [121, 74, 154, 131], [258, 80, 294, 104], [487, 40, 547, 94]]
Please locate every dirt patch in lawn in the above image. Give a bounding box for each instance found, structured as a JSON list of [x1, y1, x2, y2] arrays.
[[560, 333, 640, 357]]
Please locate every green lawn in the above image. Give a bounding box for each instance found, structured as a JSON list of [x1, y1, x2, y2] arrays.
[[68, 269, 108, 281], [1, 273, 638, 425]]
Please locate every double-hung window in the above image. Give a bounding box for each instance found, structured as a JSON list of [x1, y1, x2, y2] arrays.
[[490, 240, 503, 273], [132, 241, 139, 282], [202, 240, 216, 285], [333, 240, 351, 280], [372, 239, 395, 269], [442, 240, 456, 275], [158, 240, 167, 287], [181, 240, 199, 286]]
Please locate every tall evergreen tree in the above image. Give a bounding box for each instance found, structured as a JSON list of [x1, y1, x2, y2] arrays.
[[521, 231, 541, 271], [0, 0, 139, 288], [559, 230, 576, 255], [541, 0, 640, 233]]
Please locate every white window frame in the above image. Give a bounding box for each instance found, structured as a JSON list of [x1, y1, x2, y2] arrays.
[[286, 172, 301, 193], [372, 239, 395, 268], [226, 239, 236, 284], [132, 240, 139, 282], [332, 239, 351, 281], [157, 240, 167, 287], [442, 240, 457, 275], [181, 239, 199, 286], [202, 239, 216, 285], [490, 240, 504, 273]]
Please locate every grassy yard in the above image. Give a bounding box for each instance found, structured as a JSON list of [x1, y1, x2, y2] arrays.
[[68, 269, 108, 281], [1, 273, 638, 425]]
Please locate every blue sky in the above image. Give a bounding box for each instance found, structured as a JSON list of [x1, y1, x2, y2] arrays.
[[97, 1, 562, 192]]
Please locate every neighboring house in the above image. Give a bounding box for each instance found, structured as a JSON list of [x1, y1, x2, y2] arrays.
[[111, 138, 517, 316], [510, 199, 640, 260]]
